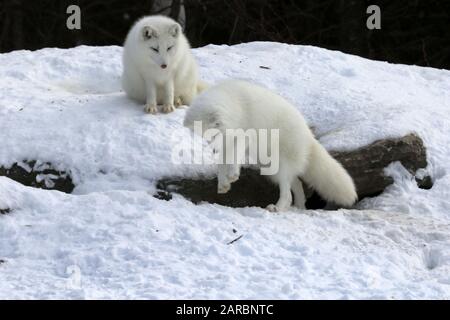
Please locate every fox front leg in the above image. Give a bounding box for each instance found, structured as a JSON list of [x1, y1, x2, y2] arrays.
[[226, 164, 240, 183], [217, 164, 231, 194], [216, 135, 241, 193], [225, 137, 245, 183], [161, 80, 175, 113], [144, 80, 157, 114]]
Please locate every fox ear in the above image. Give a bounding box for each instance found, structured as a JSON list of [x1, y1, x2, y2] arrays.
[[142, 26, 157, 40], [169, 23, 181, 37]]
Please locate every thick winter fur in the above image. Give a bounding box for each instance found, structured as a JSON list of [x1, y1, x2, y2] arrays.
[[122, 15, 205, 114], [184, 80, 358, 211]]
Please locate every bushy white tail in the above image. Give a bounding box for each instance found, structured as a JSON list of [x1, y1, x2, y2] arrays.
[[302, 140, 357, 207]]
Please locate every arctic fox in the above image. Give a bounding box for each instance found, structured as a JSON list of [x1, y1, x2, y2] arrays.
[[122, 15, 205, 114], [184, 80, 358, 212]]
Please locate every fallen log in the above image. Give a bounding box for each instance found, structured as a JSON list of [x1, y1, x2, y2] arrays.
[[155, 134, 432, 208], [0, 160, 74, 193], [330, 133, 431, 198]]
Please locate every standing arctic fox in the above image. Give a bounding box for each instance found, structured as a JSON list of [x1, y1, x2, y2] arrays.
[[184, 80, 358, 212], [122, 15, 204, 114]]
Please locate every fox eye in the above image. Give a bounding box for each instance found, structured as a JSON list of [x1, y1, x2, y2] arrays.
[[151, 47, 159, 53], [167, 46, 174, 51]]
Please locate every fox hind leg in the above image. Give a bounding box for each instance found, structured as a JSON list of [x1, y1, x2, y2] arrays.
[[267, 171, 293, 212], [292, 177, 306, 209]]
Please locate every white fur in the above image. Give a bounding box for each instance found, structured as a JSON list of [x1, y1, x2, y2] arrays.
[[122, 15, 205, 114], [184, 80, 358, 211]]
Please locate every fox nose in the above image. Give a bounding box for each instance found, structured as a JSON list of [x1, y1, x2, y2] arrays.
[[161, 64, 167, 69]]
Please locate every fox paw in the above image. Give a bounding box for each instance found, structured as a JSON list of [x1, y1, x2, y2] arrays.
[[162, 104, 175, 113], [227, 173, 239, 184], [266, 204, 279, 212], [144, 104, 157, 114], [217, 183, 231, 194], [174, 97, 183, 108]]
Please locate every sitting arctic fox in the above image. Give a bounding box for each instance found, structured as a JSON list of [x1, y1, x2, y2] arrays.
[[184, 80, 357, 212], [122, 15, 204, 114]]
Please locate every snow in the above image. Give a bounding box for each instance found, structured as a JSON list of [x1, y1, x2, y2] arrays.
[[0, 42, 450, 299]]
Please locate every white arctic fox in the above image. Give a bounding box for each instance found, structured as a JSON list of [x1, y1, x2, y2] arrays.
[[184, 80, 358, 212], [122, 15, 204, 114]]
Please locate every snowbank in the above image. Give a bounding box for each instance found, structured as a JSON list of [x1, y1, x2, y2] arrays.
[[0, 43, 449, 298]]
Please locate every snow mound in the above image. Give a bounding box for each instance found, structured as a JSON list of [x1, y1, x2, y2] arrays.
[[0, 42, 449, 298]]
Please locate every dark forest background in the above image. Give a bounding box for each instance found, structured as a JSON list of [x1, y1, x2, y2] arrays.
[[0, 0, 449, 69]]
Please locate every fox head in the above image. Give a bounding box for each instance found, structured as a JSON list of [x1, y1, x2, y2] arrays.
[[140, 22, 181, 69], [184, 110, 224, 148], [184, 102, 224, 143]]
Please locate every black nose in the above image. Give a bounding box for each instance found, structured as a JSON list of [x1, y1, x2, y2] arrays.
[[161, 64, 167, 69]]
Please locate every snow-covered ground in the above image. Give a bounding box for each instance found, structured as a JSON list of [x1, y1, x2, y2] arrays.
[[0, 42, 449, 299]]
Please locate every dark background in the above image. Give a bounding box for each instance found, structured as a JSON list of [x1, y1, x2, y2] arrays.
[[1, 0, 449, 69]]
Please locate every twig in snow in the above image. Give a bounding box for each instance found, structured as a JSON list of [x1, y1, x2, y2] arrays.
[[0, 208, 10, 215], [227, 235, 243, 245]]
